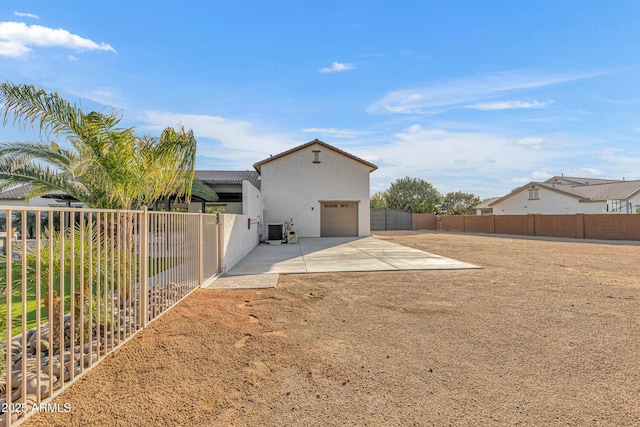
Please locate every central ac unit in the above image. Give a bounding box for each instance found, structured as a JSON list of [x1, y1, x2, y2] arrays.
[[268, 223, 285, 242]]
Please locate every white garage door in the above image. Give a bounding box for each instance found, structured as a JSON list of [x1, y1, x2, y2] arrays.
[[321, 201, 358, 237]]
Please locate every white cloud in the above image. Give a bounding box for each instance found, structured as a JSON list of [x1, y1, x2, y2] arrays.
[[563, 167, 605, 177], [64, 86, 126, 108], [380, 125, 553, 170], [0, 40, 29, 56], [140, 111, 299, 167], [14, 11, 39, 20], [512, 137, 551, 149], [365, 124, 567, 197], [0, 21, 116, 57], [367, 70, 598, 114], [469, 100, 551, 110], [319, 62, 356, 73], [504, 171, 554, 186], [302, 127, 367, 138]]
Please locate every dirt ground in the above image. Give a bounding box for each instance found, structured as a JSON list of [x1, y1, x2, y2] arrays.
[[24, 232, 640, 426]]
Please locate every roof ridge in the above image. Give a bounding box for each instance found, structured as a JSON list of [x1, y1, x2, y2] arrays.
[[253, 139, 377, 172]]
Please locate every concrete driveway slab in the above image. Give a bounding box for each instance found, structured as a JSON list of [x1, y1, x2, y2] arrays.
[[224, 236, 480, 276]]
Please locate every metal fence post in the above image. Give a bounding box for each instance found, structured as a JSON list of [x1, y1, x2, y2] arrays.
[[139, 206, 149, 328], [5, 211, 12, 426], [198, 211, 204, 287]]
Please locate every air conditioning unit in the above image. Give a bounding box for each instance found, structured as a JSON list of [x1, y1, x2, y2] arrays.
[[267, 223, 285, 244]]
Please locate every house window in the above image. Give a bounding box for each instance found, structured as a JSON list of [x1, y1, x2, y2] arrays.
[[528, 188, 539, 200], [609, 199, 625, 212], [313, 150, 321, 163]]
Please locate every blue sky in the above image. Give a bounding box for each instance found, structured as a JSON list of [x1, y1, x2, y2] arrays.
[[1, 1, 640, 199]]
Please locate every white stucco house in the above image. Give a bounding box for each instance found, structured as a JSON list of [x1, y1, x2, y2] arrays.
[[484, 176, 640, 215], [254, 139, 377, 237], [1, 139, 378, 239], [475, 197, 500, 215]]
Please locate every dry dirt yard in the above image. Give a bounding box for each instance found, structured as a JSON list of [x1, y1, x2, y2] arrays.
[[25, 232, 640, 426]]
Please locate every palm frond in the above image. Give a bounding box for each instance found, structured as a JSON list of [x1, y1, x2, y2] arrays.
[[0, 156, 94, 204], [0, 82, 85, 139], [191, 178, 218, 202], [0, 140, 76, 169], [1, 82, 201, 210]]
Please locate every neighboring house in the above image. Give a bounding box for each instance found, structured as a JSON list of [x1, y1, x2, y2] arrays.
[[254, 139, 377, 237], [487, 176, 640, 215], [475, 197, 500, 215]]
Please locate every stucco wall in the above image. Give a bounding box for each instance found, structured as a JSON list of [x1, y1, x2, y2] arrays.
[[260, 143, 371, 237], [242, 181, 263, 221], [492, 187, 606, 215], [628, 192, 640, 213], [219, 213, 261, 273]]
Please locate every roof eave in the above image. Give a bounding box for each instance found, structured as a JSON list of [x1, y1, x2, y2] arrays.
[[253, 139, 378, 173]]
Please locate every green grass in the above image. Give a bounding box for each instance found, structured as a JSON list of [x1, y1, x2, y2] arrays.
[[0, 256, 183, 336]]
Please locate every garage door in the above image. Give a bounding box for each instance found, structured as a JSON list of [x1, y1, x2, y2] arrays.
[[321, 201, 358, 237]]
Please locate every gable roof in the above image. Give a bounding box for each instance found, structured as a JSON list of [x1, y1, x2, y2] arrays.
[[195, 170, 261, 189], [545, 176, 622, 186], [253, 139, 378, 173], [490, 176, 640, 206], [475, 197, 500, 209], [563, 180, 640, 200]]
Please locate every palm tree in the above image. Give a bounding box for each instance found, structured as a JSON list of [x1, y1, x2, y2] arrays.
[[0, 82, 214, 311], [0, 81, 199, 209]]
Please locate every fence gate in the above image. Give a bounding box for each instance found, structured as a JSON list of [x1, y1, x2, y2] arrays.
[[370, 208, 412, 231]]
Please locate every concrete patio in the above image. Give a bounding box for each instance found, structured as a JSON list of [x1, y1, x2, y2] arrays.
[[204, 236, 480, 289]]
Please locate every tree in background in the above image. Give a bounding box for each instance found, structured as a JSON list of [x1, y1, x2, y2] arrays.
[[384, 177, 442, 214], [369, 191, 387, 209], [441, 191, 481, 215], [0, 82, 199, 209]]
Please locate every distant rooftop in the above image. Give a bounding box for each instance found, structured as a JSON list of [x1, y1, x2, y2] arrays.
[[195, 170, 261, 190], [0, 171, 261, 201], [0, 184, 68, 200], [542, 176, 640, 200], [490, 176, 640, 206]]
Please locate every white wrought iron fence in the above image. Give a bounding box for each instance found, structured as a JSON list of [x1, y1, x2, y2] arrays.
[[0, 206, 219, 426]]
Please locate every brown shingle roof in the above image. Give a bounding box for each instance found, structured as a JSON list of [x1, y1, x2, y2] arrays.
[[556, 180, 640, 200], [475, 197, 500, 209]]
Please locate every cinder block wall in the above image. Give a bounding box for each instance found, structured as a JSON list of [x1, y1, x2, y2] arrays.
[[584, 214, 640, 240], [406, 213, 639, 241]]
